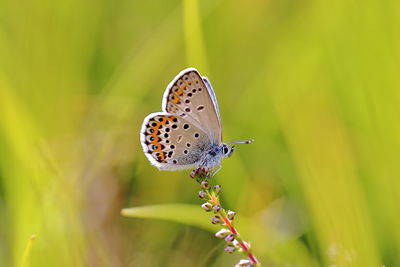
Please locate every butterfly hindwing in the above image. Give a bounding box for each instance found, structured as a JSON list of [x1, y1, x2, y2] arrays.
[[140, 112, 212, 170], [162, 68, 222, 143]]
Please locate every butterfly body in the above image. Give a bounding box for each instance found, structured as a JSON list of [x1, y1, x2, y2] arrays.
[[140, 68, 245, 172], [192, 142, 234, 170]]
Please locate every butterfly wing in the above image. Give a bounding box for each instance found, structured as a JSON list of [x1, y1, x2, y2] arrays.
[[140, 112, 212, 170], [202, 76, 222, 128], [161, 68, 222, 143]]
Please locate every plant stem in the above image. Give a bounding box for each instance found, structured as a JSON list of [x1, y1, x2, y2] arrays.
[[193, 168, 261, 266], [221, 215, 260, 265]]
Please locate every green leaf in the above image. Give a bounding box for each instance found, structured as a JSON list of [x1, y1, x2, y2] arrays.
[[121, 203, 217, 232]]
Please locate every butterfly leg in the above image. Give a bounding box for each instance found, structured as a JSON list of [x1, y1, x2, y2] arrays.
[[211, 165, 222, 177]]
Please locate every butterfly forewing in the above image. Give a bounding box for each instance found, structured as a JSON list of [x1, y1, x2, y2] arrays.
[[140, 112, 212, 170], [202, 77, 222, 124], [162, 68, 222, 143]]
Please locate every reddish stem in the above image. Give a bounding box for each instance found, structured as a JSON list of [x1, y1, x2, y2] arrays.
[[194, 168, 260, 265], [222, 216, 260, 265]]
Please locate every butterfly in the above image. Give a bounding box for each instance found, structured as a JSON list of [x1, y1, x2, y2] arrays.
[[140, 68, 253, 173]]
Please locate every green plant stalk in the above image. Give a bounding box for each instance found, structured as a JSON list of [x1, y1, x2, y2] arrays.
[[20, 235, 36, 267]]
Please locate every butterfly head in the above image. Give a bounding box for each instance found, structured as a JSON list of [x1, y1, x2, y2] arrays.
[[223, 139, 254, 159], [221, 143, 235, 158]]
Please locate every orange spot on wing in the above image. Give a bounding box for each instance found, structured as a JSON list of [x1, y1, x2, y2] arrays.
[[150, 134, 159, 143], [149, 122, 161, 145], [157, 117, 171, 126], [148, 117, 175, 162], [178, 80, 187, 90], [153, 145, 162, 152], [172, 95, 180, 104], [159, 152, 165, 161]]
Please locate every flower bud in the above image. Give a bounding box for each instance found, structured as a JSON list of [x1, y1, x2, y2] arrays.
[[201, 202, 213, 212], [198, 190, 207, 199], [214, 184, 221, 193], [190, 170, 197, 178], [224, 245, 236, 254], [197, 168, 208, 178], [235, 259, 252, 267], [227, 210, 236, 220], [215, 228, 230, 238], [225, 234, 235, 242], [201, 180, 209, 189], [212, 205, 221, 213], [211, 216, 221, 224], [232, 239, 240, 248]]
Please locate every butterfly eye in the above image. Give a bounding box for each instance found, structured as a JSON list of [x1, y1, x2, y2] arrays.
[[223, 146, 229, 155]]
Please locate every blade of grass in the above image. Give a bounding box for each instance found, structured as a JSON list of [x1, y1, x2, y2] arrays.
[[183, 0, 209, 73]]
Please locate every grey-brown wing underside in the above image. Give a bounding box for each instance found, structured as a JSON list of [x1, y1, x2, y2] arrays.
[[161, 68, 222, 144]]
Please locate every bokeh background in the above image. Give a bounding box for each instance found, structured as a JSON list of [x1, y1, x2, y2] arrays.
[[0, 0, 399, 266]]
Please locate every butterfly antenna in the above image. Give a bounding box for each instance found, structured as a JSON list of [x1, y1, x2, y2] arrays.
[[228, 139, 254, 144]]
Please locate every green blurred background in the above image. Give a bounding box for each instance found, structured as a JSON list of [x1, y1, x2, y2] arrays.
[[0, 0, 399, 266]]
